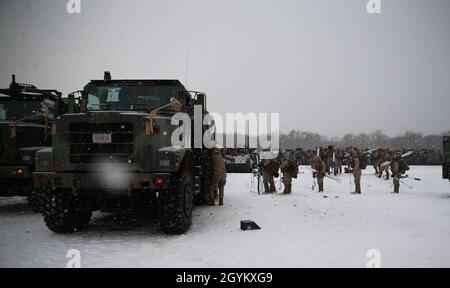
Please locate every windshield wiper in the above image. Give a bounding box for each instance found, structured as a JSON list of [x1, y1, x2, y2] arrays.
[[128, 103, 176, 112]]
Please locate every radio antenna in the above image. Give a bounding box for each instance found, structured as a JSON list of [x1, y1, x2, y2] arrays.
[[185, 50, 189, 88]]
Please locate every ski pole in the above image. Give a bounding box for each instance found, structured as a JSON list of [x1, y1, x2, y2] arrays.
[[401, 180, 413, 189], [349, 171, 353, 193], [394, 177, 413, 189]]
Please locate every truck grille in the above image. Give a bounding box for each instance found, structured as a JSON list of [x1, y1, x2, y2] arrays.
[[67, 122, 134, 164]]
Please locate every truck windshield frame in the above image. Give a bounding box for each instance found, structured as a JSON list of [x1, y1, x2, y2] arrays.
[[86, 84, 180, 112]]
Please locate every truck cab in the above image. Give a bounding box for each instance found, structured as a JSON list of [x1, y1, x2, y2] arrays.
[[0, 75, 63, 211], [33, 72, 212, 234]]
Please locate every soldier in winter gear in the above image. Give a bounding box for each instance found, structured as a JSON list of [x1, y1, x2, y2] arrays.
[[261, 155, 280, 194], [334, 149, 344, 175], [390, 157, 410, 194], [325, 145, 334, 174], [379, 149, 392, 180], [208, 147, 227, 206], [311, 155, 326, 192], [372, 148, 382, 175], [350, 149, 362, 195]]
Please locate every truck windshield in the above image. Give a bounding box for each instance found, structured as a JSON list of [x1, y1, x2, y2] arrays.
[[86, 85, 178, 111], [0, 100, 43, 121]]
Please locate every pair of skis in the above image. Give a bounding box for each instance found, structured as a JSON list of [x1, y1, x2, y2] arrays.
[[311, 168, 342, 186], [380, 151, 414, 168], [310, 173, 343, 191]]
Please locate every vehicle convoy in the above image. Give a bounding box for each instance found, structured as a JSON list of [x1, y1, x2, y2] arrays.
[[443, 136, 450, 181], [0, 75, 65, 212], [33, 72, 212, 234]]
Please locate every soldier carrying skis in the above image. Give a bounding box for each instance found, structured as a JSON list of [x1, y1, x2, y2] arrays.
[[390, 156, 410, 194], [379, 149, 392, 180]]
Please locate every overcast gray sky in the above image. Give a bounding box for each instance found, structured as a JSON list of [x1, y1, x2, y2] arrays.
[[0, 0, 449, 137]]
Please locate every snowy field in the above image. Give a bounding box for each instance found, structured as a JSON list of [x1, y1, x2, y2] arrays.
[[1, 166, 449, 268]]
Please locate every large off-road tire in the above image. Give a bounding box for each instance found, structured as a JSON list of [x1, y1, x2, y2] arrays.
[[159, 169, 193, 234], [42, 189, 92, 233], [27, 189, 45, 213]]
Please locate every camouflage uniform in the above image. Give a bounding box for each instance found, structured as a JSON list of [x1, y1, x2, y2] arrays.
[[325, 146, 334, 174], [208, 148, 227, 206], [390, 159, 409, 194], [372, 148, 381, 175], [350, 150, 362, 194], [380, 150, 391, 180], [280, 150, 298, 194], [319, 148, 327, 166], [262, 158, 279, 194], [312, 156, 326, 192], [391, 161, 400, 193], [334, 149, 343, 175]]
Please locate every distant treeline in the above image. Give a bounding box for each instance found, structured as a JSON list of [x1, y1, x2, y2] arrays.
[[280, 130, 449, 151]]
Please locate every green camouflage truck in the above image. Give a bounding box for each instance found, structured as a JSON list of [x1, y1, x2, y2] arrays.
[[33, 72, 212, 234], [443, 136, 450, 181], [0, 75, 64, 212]]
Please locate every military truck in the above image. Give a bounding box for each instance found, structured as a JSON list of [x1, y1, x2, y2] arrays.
[[224, 148, 257, 173], [443, 136, 450, 181], [33, 72, 212, 234], [0, 75, 64, 212]]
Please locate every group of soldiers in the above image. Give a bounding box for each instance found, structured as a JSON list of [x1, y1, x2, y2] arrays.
[[260, 150, 299, 195], [261, 146, 410, 195], [371, 148, 410, 193], [207, 145, 411, 206], [319, 145, 345, 176]]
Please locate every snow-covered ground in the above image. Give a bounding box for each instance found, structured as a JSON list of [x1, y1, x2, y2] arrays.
[[1, 166, 449, 268]]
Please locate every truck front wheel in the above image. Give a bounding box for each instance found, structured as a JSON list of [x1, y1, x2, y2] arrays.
[[42, 189, 92, 233], [159, 169, 193, 234]]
